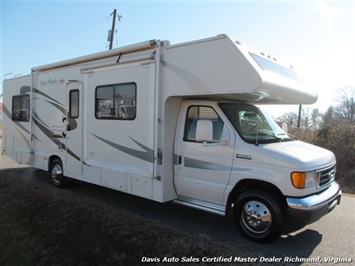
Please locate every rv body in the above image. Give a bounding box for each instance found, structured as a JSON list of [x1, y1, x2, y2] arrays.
[[2, 35, 341, 242]]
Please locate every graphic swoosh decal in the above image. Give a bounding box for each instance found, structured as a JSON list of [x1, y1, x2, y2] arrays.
[[182, 156, 250, 172], [34, 88, 77, 131], [2, 104, 30, 135], [162, 61, 211, 94], [17, 130, 36, 165], [184, 157, 230, 171], [33, 111, 81, 162], [92, 134, 154, 163], [4, 86, 81, 163], [33, 88, 62, 106], [33, 118, 81, 162]]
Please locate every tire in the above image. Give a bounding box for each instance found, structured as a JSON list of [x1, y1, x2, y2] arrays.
[[234, 189, 284, 243], [49, 158, 67, 188]]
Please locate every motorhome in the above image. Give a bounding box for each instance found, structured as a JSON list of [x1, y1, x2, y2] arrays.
[[2, 35, 341, 242]]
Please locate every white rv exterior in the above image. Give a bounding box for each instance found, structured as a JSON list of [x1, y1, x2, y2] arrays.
[[2, 35, 341, 242]]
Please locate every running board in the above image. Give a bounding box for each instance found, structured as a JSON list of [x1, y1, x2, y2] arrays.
[[174, 198, 225, 216]]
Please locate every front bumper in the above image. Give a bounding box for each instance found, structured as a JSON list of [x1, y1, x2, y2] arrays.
[[286, 182, 341, 225]]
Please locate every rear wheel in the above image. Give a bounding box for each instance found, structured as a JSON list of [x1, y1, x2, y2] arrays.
[[49, 158, 67, 188], [234, 189, 284, 243]]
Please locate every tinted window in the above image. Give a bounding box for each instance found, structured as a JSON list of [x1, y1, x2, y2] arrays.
[[250, 53, 301, 82], [95, 83, 136, 120], [184, 106, 224, 142], [69, 90, 79, 118], [12, 95, 30, 122]]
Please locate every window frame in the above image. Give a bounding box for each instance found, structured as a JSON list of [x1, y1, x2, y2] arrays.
[[95, 82, 137, 120], [69, 89, 80, 119], [250, 53, 301, 82], [183, 105, 224, 143], [12, 94, 30, 122]]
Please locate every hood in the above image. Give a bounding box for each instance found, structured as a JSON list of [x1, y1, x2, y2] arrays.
[[261, 140, 335, 170]]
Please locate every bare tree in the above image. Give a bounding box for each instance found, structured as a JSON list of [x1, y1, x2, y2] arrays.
[[336, 86, 355, 122], [279, 112, 298, 129], [311, 108, 321, 129], [301, 107, 313, 129]]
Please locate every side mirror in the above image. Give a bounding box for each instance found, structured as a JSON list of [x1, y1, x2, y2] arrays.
[[196, 120, 213, 142]]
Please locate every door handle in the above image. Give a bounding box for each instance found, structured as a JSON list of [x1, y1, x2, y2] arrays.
[[178, 155, 182, 165]]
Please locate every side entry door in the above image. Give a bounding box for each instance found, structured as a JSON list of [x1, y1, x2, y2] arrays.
[[64, 81, 83, 176], [174, 103, 235, 205]]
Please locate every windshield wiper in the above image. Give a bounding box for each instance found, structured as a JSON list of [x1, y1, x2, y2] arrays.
[[276, 133, 296, 141], [262, 133, 284, 141], [247, 132, 283, 145]]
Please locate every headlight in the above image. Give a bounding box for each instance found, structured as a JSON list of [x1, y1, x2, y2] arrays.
[[291, 171, 317, 189]]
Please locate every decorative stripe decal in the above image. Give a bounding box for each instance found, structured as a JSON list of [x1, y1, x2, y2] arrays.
[[17, 130, 36, 165], [4, 86, 81, 163], [162, 61, 211, 94], [34, 88, 78, 131], [45, 100, 66, 115], [2, 104, 30, 135], [32, 89, 80, 161], [92, 134, 154, 163], [180, 155, 250, 172], [65, 145, 81, 162], [32, 112, 81, 162], [184, 157, 230, 171], [33, 88, 62, 106]]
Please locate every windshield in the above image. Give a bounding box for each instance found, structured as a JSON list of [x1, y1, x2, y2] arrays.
[[219, 103, 293, 144]]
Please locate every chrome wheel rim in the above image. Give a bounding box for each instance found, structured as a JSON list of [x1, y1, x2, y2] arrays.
[[242, 201, 272, 234], [51, 163, 63, 185]]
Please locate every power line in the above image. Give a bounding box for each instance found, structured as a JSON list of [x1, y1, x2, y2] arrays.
[[2, 15, 109, 65]]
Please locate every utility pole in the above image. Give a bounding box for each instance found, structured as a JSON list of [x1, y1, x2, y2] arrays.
[[297, 104, 302, 129], [109, 9, 117, 50], [351, 97, 354, 123]]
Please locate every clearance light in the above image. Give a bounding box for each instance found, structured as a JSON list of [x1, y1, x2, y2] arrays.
[[291, 171, 317, 189]]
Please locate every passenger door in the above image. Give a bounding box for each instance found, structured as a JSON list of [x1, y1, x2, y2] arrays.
[[174, 103, 235, 205], [64, 81, 83, 176]]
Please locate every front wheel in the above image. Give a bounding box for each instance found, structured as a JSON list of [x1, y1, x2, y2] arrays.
[[49, 158, 68, 188], [234, 189, 284, 243]]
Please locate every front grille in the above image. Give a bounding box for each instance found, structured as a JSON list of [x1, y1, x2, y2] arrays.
[[317, 164, 336, 188]]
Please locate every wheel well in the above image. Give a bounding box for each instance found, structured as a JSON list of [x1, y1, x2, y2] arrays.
[[226, 179, 287, 217], [48, 156, 62, 171]]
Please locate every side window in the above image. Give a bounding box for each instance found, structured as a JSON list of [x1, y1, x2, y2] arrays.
[[69, 90, 79, 118], [12, 95, 30, 122], [95, 83, 136, 120], [183, 106, 224, 142]]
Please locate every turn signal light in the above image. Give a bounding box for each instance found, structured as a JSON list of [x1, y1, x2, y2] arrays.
[[291, 172, 307, 189], [291, 171, 317, 189]]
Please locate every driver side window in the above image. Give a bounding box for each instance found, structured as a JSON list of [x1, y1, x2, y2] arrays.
[[184, 106, 224, 142]]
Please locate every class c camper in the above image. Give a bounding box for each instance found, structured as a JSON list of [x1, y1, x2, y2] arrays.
[[2, 35, 341, 242]]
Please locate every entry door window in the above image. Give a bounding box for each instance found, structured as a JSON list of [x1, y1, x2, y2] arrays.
[[69, 90, 79, 118]]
